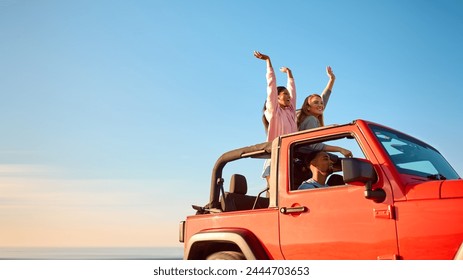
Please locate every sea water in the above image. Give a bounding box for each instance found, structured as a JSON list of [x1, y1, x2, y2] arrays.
[[0, 247, 183, 260]]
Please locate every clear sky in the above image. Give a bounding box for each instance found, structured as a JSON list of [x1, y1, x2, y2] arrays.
[[1, 0, 462, 248]]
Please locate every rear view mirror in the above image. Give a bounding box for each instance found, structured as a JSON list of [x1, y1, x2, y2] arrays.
[[342, 158, 385, 203]]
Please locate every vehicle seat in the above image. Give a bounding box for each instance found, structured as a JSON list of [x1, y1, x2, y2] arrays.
[[221, 174, 268, 211], [327, 174, 345, 186], [230, 173, 248, 195], [292, 156, 312, 190]]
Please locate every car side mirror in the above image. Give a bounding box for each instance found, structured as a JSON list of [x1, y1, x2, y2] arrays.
[[342, 158, 385, 203]]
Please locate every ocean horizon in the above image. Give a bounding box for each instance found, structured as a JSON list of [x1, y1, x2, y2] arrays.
[[0, 246, 183, 260]]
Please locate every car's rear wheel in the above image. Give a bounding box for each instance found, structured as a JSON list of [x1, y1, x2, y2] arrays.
[[206, 251, 245, 260]]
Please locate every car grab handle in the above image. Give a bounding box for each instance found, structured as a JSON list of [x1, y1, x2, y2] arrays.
[[280, 206, 307, 214]]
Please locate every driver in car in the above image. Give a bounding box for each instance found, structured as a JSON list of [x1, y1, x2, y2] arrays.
[[298, 151, 334, 190]]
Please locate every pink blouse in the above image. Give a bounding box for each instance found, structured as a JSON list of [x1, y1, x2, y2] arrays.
[[264, 65, 297, 142]]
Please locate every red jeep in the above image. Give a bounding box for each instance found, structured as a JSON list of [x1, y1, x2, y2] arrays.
[[179, 119, 463, 260]]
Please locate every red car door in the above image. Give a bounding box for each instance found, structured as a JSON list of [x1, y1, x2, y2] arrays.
[[277, 127, 399, 259]]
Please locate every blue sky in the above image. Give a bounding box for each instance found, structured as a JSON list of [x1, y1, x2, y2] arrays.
[[1, 0, 462, 247]]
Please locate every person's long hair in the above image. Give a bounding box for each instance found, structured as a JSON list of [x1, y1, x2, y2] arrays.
[[262, 86, 287, 133], [297, 94, 324, 129]]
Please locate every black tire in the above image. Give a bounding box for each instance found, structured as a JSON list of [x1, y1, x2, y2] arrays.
[[206, 251, 246, 260]]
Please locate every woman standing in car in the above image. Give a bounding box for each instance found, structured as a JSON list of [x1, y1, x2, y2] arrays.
[[298, 66, 352, 158], [298, 66, 335, 130], [254, 51, 297, 182]]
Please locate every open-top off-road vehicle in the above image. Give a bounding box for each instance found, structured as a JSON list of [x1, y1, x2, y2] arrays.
[[179, 119, 463, 260]]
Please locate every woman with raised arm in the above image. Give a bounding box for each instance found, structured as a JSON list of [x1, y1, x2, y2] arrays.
[[298, 66, 352, 158], [298, 66, 335, 130], [254, 51, 298, 182]]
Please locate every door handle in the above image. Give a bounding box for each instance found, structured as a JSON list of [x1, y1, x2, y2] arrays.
[[280, 206, 307, 214]]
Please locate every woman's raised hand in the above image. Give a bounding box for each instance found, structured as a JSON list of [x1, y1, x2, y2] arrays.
[[326, 66, 336, 80], [254, 51, 269, 61]]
